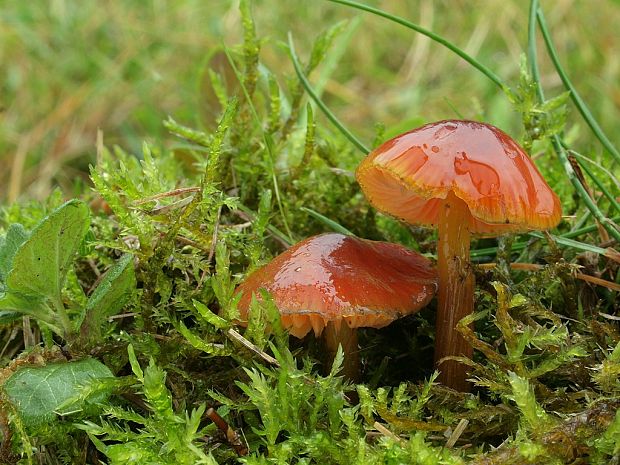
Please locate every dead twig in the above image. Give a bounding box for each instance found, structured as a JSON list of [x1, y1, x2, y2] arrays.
[[226, 328, 280, 367], [133, 187, 201, 205], [205, 407, 248, 456], [372, 421, 404, 444]]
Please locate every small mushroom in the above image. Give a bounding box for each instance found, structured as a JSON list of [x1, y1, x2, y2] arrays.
[[356, 120, 562, 391], [235, 233, 437, 381]]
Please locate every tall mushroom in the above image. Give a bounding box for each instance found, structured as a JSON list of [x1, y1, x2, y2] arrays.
[[235, 233, 437, 381], [356, 120, 562, 391]]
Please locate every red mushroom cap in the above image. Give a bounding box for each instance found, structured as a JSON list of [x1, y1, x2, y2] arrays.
[[235, 233, 437, 338], [356, 120, 562, 235]]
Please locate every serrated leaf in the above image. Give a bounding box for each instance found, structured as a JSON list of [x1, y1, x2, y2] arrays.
[[79, 254, 136, 344], [6, 200, 90, 301], [3, 358, 113, 426]]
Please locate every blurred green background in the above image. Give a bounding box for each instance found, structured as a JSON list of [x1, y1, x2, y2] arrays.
[[1, 0, 618, 203]]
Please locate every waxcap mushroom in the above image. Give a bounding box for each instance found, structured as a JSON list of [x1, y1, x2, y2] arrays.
[[355, 120, 562, 391], [236, 233, 437, 338], [356, 119, 562, 234]]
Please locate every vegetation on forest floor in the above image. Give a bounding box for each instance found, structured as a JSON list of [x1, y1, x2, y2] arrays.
[[0, 1, 619, 463]]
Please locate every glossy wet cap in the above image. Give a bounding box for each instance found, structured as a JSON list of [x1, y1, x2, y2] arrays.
[[235, 233, 437, 338], [356, 120, 562, 234]]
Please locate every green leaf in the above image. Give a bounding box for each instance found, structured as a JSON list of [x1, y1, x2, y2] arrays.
[[0, 223, 29, 284], [300, 207, 354, 236], [78, 254, 136, 344], [0, 200, 90, 336], [3, 358, 113, 426], [6, 200, 90, 302], [0, 291, 56, 330]]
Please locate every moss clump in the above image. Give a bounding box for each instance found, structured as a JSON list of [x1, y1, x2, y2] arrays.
[[1, 2, 619, 464]]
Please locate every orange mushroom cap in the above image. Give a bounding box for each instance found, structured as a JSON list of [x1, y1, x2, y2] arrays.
[[356, 120, 562, 235], [235, 233, 437, 338]]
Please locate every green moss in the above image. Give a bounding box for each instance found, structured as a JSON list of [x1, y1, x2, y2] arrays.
[[1, 2, 619, 464]]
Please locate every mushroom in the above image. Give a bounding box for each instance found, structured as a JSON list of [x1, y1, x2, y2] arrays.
[[235, 233, 437, 381], [356, 120, 562, 391]]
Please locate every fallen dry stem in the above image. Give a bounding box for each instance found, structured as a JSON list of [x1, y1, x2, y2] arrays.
[[226, 328, 280, 367], [445, 418, 469, 448], [133, 187, 201, 204], [372, 421, 404, 444], [205, 407, 248, 456]]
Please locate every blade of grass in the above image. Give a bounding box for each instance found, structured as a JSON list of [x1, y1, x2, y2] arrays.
[[327, 0, 506, 90], [550, 137, 620, 243], [471, 231, 611, 260], [563, 215, 620, 239], [222, 45, 294, 243], [569, 154, 620, 215], [570, 210, 593, 235], [536, 6, 620, 165], [300, 207, 355, 236], [527, 0, 620, 244], [530, 231, 609, 255], [292, 0, 508, 153], [564, 146, 620, 191], [577, 155, 620, 192], [472, 216, 620, 259], [527, 0, 545, 102], [288, 33, 369, 154]]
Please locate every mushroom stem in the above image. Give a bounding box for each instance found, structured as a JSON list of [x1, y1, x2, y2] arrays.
[[322, 321, 359, 381], [435, 191, 474, 391]]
